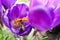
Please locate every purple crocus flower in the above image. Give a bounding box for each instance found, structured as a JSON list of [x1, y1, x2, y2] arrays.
[[28, 0, 60, 32], [3, 3, 32, 36]]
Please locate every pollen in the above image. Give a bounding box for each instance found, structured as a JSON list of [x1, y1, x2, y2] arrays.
[[22, 17, 28, 21], [13, 18, 21, 26]]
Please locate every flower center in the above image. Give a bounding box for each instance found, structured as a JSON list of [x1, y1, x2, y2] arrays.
[[12, 17, 28, 32], [13, 17, 28, 27]]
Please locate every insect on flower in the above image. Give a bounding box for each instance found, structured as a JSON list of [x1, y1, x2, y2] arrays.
[[12, 17, 28, 32]]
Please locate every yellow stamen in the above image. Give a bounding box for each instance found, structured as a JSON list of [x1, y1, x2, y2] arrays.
[[22, 17, 28, 21], [13, 17, 28, 27], [13, 18, 21, 26]]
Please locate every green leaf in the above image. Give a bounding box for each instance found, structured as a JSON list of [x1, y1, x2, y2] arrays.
[[0, 34, 2, 39], [39, 36, 48, 40], [0, 27, 15, 40], [7, 36, 15, 40]]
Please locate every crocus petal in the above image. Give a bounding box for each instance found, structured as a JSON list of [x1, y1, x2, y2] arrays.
[[29, 0, 60, 32], [3, 9, 10, 27], [46, 0, 60, 7], [54, 7, 60, 17], [11, 23, 32, 36], [28, 6, 52, 31], [30, 0, 42, 8], [51, 7, 60, 27], [30, 0, 48, 9], [1, 0, 16, 9], [51, 16, 60, 28], [0, 0, 2, 17], [0, 0, 3, 26], [0, 0, 2, 13], [48, 7, 55, 20], [7, 4, 29, 21], [0, 0, 2, 16]]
